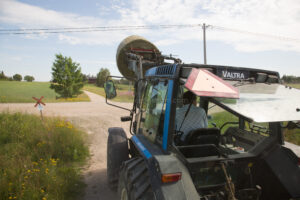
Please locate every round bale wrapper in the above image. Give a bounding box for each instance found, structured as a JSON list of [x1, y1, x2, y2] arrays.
[[116, 35, 162, 81]]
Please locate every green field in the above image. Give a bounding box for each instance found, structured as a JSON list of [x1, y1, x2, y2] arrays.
[[83, 84, 134, 103], [0, 81, 90, 103], [287, 83, 300, 89], [0, 112, 89, 199]]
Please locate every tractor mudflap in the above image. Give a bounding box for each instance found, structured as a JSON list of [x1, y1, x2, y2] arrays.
[[254, 145, 300, 199]]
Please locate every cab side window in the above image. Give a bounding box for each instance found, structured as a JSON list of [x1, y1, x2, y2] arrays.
[[139, 80, 168, 143]]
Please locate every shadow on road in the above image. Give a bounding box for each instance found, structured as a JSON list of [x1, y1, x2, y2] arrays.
[[84, 168, 118, 200]]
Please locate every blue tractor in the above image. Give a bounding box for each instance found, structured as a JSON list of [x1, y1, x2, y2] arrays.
[[105, 36, 300, 200]]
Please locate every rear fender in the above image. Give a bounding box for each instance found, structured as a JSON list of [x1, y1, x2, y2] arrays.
[[154, 155, 200, 200]]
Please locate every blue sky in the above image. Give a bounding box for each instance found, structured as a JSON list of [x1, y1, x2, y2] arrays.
[[0, 0, 300, 81]]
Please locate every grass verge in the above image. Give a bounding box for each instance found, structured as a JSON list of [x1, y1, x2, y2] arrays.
[[0, 81, 90, 103], [83, 84, 134, 103], [0, 112, 89, 200]]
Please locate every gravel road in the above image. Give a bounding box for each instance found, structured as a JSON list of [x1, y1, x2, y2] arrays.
[[0, 91, 299, 200]]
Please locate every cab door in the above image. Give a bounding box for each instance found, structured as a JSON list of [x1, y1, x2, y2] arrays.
[[138, 79, 169, 144]]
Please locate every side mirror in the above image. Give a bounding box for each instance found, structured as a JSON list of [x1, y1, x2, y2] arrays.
[[104, 75, 131, 112], [104, 80, 117, 99]]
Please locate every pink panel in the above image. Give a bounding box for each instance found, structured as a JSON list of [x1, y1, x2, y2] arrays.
[[185, 68, 239, 98]]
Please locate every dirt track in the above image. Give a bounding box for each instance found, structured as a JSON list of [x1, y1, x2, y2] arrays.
[[0, 91, 299, 200]]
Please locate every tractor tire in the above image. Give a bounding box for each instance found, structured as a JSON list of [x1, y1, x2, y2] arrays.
[[107, 128, 129, 191], [118, 157, 155, 200]]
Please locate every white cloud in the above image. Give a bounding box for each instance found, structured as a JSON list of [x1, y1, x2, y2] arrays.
[[79, 59, 116, 66], [1, 0, 300, 52], [155, 39, 180, 46]]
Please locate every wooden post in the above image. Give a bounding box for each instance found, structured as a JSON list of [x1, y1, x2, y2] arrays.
[[33, 96, 46, 121]]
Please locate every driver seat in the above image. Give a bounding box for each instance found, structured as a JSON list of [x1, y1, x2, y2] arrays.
[[183, 128, 220, 146]]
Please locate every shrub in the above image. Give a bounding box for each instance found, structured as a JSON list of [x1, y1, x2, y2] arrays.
[[24, 75, 35, 82], [13, 74, 22, 81]]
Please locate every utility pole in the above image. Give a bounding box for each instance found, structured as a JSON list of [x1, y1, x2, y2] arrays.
[[202, 23, 208, 64]]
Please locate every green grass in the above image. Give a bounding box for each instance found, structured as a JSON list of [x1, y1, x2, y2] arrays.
[[283, 123, 300, 145], [209, 111, 238, 133], [0, 112, 89, 200], [0, 81, 90, 103], [287, 83, 300, 89], [284, 129, 300, 145], [83, 84, 134, 103]]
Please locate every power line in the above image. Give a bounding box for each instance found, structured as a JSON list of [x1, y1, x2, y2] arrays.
[[210, 25, 300, 43], [0, 24, 202, 34], [0, 24, 202, 31], [0, 23, 299, 43]]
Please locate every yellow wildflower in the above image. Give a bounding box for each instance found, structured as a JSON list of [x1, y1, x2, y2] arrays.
[[45, 168, 49, 174], [56, 120, 65, 127], [32, 161, 38, 166], [66, 121, 73, 129], [50, 158, 57, 166], [41, 189, 45, 193], [27, 170, 31, 173], [42, 197, 47, 200]]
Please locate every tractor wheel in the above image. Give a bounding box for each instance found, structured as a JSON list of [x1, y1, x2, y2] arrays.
[[118, 157, 155, 200], [107, 128, 129, 191]]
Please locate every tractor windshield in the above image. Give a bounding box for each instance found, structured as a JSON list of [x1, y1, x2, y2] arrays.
[[213, 83, 300, 123]]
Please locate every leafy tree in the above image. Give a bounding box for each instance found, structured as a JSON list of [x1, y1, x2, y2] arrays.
[[13, 74, 22, 81], [0, 71, 7, 80], [82, 73, 88, 83], [96, 68, 110, 87], [24, 75, 35, 82], [282, 75, 300, 83], [50, 54, 84, 97]]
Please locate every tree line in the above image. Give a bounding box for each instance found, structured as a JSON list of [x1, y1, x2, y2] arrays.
[[0, 71, 35, 82], [281, 75, 300, 83]]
